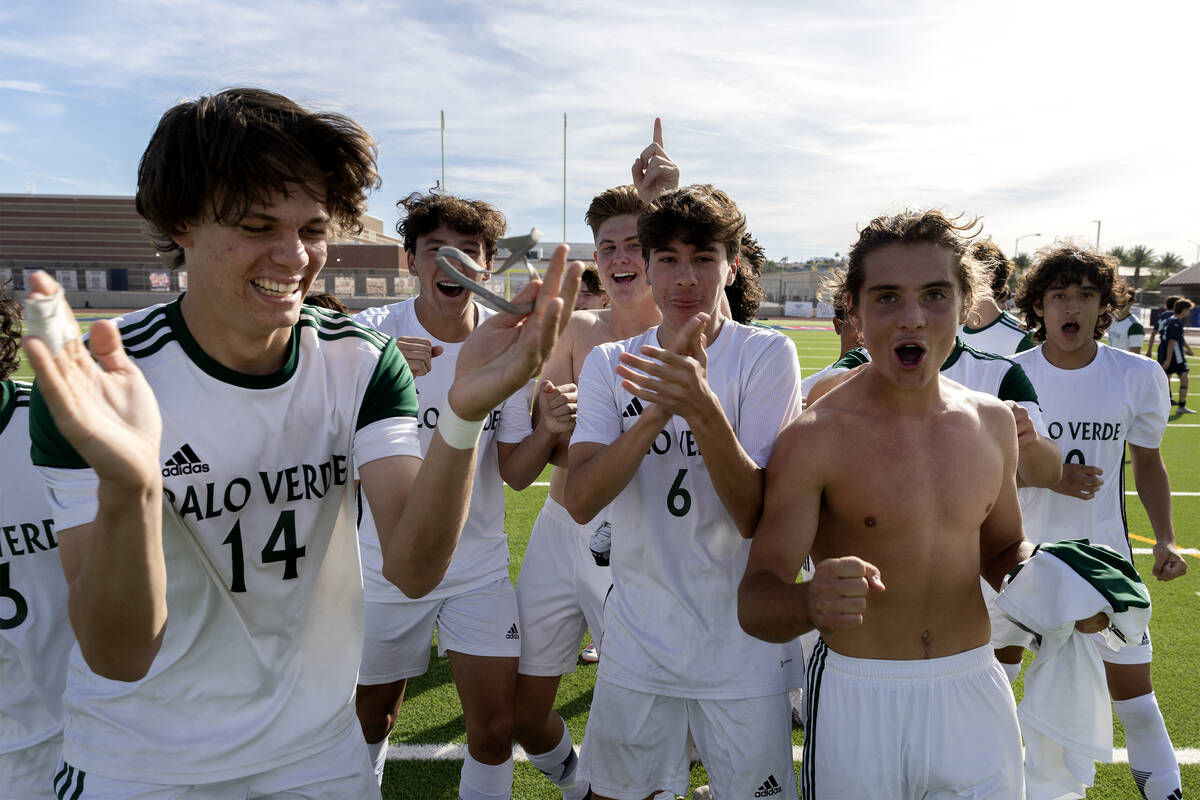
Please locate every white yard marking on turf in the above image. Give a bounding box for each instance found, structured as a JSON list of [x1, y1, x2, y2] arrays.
[[1133, 547, 1200, 556], [385, 746, 1200, 765], [1125, 491, 1200, 496]]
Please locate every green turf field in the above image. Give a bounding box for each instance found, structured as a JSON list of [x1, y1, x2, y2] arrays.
[[11, 318, 1199, 798]]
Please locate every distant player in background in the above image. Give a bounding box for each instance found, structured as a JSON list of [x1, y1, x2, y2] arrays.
[[575, 265, 609, 310], [0, 282, 76, 799], [512, 120, 678, 800], [1144, 295, 1177, 359], [1012, 245, 1187, 800], [959, 239, 1034, 356], [567, 185, 801, 800], [304, 292, 350, 314], [1105, 284, 1145, 354], [1158, 298, 1194, 414], [353, 192, 568, 798]]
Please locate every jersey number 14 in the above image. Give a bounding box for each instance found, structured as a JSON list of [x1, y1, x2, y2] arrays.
[[221, 510, 307, 593]]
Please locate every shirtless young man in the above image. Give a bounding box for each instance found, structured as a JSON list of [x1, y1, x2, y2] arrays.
[[511, 121, 676, 799], [738, 210, 1100, 799], [21, 89, 578, 798]]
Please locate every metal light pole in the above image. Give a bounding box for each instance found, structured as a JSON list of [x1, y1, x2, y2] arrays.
[[440, 110, 446, 192], [1090, 220, 1101, 252], [1014, 233, 1041, 258], [1189, 240, 1200, 263]]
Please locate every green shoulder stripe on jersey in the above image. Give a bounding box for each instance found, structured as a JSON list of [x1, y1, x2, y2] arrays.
[[166, 300, 300, 389], [831, 348, 870, 370], [121, 312, 174, 351], [357, 339, 418, 432], [0, 379, 28, 435], [1129, 320, 1145, 336], [117, 303, 173, 338], [29, 381, 89, 469], [1014, 333, 1036, 353], [997, 363, 1039, 404], [299, 308, 390, 350], [939, 338, 968, 369]]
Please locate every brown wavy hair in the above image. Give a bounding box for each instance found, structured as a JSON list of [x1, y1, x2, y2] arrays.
[[836, 209, 985, 318], [726, 231, 766, 324], [0, 281, 21, 381], [585, 185, 644, 240], [1014, 244, 1123, 342], [136, 88, 380, 267]]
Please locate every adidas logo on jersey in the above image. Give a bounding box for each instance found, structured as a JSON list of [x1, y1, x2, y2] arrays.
[[505, 624, 520, 640], [754, 775, 783, 797], [162, 444, 210, 477], [622, 397, 644, 418]]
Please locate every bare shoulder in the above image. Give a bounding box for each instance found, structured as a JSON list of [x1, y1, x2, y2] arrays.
[[771, 399, 848, 475], [941, 378, 1016, 439]]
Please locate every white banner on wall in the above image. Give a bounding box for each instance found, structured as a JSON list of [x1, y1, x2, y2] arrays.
[[85, 271, 108, 291], [365, 277, 387, 297], [178, 271, 187, 291], [55, 270, 78, 291], [149, 271, 172, 292], [815, 302, 836, 319], [334, 276, 356, 296], [784, 300, 811, 318]]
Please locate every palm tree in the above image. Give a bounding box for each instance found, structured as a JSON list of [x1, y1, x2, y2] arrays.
[[1124, 245, 1156, 290], [1157, 252, 1185, 275], [1108, 246, 1129, 264]]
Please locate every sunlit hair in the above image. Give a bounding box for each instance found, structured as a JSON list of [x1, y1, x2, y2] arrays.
[[836, 209, 986, 318], [818, 271, 851, 320], [1014, 244, 1124, 342], [0, 281, 21, 381], [638, 184, 746, 269], [1163, 295, 1180, 310], [396, 193, 506, 262], [136, 88, 380, 268], [970, 239, 1014, 301], [726, 231, 766, 324], [584, 185, 644, 241], [1174, 298, 1194, 316], [304, 292, 350, 314]]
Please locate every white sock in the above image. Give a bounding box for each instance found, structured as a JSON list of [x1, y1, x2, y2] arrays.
[[1000, 661, 1021, 683], [526, 720, 589, 799], [366, 737, 388, 787], [459, 753, 513, 800], [1113, 692, 1181, 800]]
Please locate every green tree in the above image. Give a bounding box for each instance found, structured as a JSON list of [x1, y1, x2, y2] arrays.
[[1107, 245, 1129, 264], [1124, 244, 1156, 290], [1145, 252, 1186, 294]]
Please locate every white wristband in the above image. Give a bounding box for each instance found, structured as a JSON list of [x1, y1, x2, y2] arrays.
[[24, 287, 71, 356], [437, 404, 485, 450]]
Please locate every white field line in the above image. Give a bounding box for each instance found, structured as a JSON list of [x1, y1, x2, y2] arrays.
[[1133, 547, 1200, 555], [385, 745, 1200, 765], [1126, 491, 1200, 496]]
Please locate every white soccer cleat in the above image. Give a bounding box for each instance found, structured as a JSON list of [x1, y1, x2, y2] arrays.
[[580, 643, 599, 663], [692, 785, 713, 800], [789, 686, 805, 728]]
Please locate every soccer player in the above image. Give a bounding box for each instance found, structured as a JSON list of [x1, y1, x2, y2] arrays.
[[1158, 297, 1194, 414], [1144, 295, 1177, 358], [511, 121, 677, 800], [959, 239, 1035, 356], [575, 265, 609, 310], [1106, 286, 1146, 354], [352, 192, 565, 798], [0, 283, 77, 799], [21, 88, 578, 798], [566, 185, 802, 800], [738, 209, 1097, 799], [1010, 244, 1187, 800]]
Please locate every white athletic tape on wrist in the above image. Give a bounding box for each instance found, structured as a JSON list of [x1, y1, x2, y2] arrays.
[[24, 288, 71, 356], [437, 404, 484, 450]]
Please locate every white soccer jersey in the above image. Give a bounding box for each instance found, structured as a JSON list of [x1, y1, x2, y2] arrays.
[[30, 300, 420, 784], [573, 321, 802, 699], [806, 341, 1048, 434], [0, 379, 73, 756], [354, 299, 532, 602], [1012, 343, 1170, 559], [1107, 315, 1146, 352], [959, 311, 1034, 356]]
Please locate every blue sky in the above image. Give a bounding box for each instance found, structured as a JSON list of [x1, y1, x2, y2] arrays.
[[1, 0, 1196, 263]]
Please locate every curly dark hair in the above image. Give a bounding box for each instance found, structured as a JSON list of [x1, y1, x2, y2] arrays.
[[725, 231, 766, 324], [836, 209, 985, 318], [136, 88, 380, 268], [396, 192, 507, 263], [0, 281, 21, 381], [1013, 244, 1124, 342]]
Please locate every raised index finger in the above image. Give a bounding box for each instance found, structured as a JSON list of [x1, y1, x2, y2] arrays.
[[653, 117, 663, 148]]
